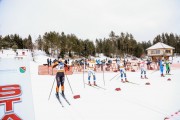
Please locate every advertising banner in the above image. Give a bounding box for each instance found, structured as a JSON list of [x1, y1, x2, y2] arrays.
[[0, 58, 35, 120]]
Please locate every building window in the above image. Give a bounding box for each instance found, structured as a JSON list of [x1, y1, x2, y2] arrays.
[[165, 50, 171, 53], [150, 50, 160, 54], [156, 50, 160, 54], [151, 50, 155, 54]]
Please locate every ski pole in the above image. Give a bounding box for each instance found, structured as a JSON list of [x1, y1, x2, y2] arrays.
[[109, 73, 119, 81], [83, 58, 85, 88], [48, 76, 56, 100], [116, 75, 120, 80], [102, 64, 105, 86], [65, 74, 80, 99], [65, 74, 74, 94]]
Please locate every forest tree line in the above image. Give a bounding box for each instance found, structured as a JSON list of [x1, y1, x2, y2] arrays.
[[0, 31, 180, 58]]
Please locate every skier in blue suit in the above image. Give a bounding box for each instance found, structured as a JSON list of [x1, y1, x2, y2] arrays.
[[159, 59, 165, 77]]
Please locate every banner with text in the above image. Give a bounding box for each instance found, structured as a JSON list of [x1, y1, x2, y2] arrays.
[[0, 58, 35, 120]]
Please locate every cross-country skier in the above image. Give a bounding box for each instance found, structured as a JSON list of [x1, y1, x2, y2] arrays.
[[87, 60, 97, 86], [119, 60, 128, 83], [140, 60, 148, 79], [116, 57, 120, 70], [165, 59, 171, 75], [159, 58, 165, 77], [52, 58, 66, 98]]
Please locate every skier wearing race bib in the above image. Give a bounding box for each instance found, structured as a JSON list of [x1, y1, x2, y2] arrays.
[[140, 60, 148, 79], [88, 60, 97, 86], [119, 60, 128, 83], [52, 58, 66, 98], [165, 59, 171, 75], [159, 59, 165, 77]]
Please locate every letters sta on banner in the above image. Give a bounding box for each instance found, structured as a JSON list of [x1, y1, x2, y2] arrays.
[[0, 84, 22, 120]]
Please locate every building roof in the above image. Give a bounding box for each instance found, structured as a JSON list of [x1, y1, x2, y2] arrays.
[[146, 42, 175, 50]]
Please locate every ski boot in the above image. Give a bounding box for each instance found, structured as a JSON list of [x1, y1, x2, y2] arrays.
[[141, 76, 144, 79], [161, 74, 165, 77], [94, 81, 97, 86], [125, 78, 129, 82], [55, 92, 59, 98], [144, 75, 148, 79], [121, 79, 125, 83], [88, 81, 91, 86], [61, 91, 65, 97]]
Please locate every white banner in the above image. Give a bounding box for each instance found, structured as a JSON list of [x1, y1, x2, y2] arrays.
[[0, 58, 35, 120]]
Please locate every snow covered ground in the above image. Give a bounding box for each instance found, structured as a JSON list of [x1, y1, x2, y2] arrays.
[[1, 50, 180, 120]]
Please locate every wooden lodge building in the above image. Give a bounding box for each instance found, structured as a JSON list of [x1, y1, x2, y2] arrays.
[[146, 42, 175, 62]]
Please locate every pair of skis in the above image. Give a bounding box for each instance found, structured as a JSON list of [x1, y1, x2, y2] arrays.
[[111, 74, 140, 85], [126, 81, 140, 85], [85, 83, 106, 90], [56, 93, 71, 107]]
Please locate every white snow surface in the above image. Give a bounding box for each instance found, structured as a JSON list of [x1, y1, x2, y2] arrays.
[[1, 50, 180, 120]]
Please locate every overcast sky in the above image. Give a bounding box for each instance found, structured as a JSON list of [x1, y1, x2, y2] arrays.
[[0, 0, 180, 42]]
